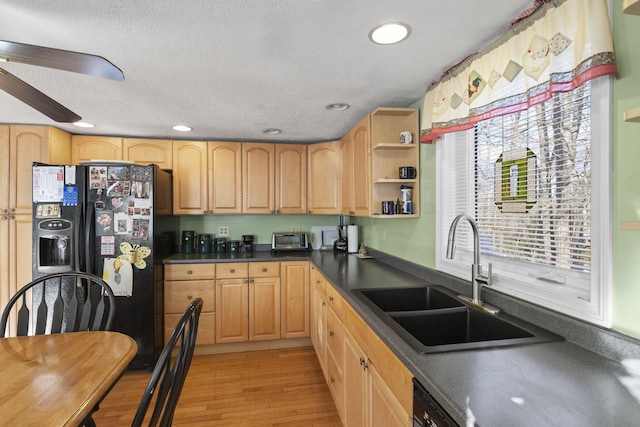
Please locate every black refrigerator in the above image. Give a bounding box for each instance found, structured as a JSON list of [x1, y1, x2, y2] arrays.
[[32, 162, 178, 369]]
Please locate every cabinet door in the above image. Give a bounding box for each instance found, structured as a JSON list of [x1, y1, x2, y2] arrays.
[[243, 143, 275, 214], [368, 361, 411, 427], [249, 276, 281, 341], [344, 329, 368, 427], [280, 261, 309, 338], [71, 135, 122, 163], [173, 140, 208, 214], [308, 140, 341, 214], [0, 213, 33, 336], [123, 138, 173, 169], [351, 116, 371, 217], [276, 144, 307, 214], [340, 132, 354, 215], [208, 141, 242, 214], [9, 126, 70, 216], [341, 116, 371, 217], [215, 279, 249, 343]]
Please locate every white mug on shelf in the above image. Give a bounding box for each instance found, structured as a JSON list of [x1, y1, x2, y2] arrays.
[[400, 131, 412, 144]]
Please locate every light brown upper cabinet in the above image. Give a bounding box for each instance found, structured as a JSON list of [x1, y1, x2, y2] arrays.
[[308, 140, 341, 215], [123, 138, 173, 169], [209, 141, 242, 214], [71, 135, 122, 163], [1, 125, 71, 336], [341, 115, 371, 216], [276, 144, 307, 214], [172, 140, 208, 215], [242, 143, 275, 214]]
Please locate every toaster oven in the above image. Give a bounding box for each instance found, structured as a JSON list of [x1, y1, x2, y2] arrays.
[[271, 232, 310, 251]]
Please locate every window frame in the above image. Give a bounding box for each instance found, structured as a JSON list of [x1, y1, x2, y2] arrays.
[[435, 77, 612, 327]]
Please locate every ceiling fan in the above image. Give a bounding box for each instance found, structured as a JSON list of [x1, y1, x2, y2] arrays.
[[0, 40, 124, 123]]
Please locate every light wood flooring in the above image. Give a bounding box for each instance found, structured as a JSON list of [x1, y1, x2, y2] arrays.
[[92, 346, 342, 426]]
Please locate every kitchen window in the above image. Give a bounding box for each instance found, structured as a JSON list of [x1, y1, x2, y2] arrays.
[[435, 76, 612, 327]]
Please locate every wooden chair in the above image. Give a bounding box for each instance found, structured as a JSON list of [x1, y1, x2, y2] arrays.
[[132, 297, 203, 427], [0, 271, 115, 338]]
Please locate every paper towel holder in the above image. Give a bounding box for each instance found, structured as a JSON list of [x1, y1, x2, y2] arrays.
[[347, 224, 359, 253]]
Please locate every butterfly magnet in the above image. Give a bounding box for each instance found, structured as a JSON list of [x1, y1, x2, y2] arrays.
[[118, 242, 151, 269]]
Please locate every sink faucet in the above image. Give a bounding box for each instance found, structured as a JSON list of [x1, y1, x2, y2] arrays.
[[446, 214, 499, 314]]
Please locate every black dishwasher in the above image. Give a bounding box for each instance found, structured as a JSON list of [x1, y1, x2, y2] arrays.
[[413, 379, 459, 427]]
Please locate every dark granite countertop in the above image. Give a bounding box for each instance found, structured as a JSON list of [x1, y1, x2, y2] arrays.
[[163, 249, 640, 426]]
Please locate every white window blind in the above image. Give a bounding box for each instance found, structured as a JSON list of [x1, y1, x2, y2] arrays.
[[475, 82, 592, 278], [436, 77, 612, 327]]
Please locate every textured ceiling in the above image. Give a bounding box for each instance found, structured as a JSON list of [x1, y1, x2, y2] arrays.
[[0, 1, 532, 143]]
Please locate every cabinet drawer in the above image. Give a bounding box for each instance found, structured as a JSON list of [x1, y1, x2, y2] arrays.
[[165, 263, 215, 281], [216, 262, 249, 279], [326, 353, 345, 418], [325, 286, 343, 318], [326, 305, 344, 363], [165, 312, 215, 346], [249, 262, 280, 277], [165, 280, 215, 314]]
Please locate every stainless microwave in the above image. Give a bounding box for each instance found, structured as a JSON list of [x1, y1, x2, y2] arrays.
[[271, 232, 310, 251]]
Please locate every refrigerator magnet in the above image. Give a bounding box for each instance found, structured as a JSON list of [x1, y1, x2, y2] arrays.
[[115, 212, 131, 235], [95, 210, 114, 235], [100, 236, 116, 256]]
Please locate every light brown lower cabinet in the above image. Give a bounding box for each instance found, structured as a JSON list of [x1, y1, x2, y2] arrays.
[[215, 262, 281, 344], [164, 263, 216, 345], [312, 271, 413, 427]]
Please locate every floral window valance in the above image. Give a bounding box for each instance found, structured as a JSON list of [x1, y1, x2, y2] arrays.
[[420, 0, 617, 143]]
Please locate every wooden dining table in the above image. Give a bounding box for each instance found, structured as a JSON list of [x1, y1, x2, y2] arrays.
[[0, 331, 137, 426]]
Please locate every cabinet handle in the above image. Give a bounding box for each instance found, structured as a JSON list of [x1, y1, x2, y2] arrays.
[[322, 301, 326, 306], [363, 359, 369, 370], [262, 267, 267, 273], [244, 279, 249, 284], [329, 330, 334, 337], [230, 269, 235, 273], [250, 279, 255, 284], [330, 378, 335, 384], [187, 270, 193, 275], [328, 296, 334, 302], [187, 295, 193, 300], [359, 357, 365, 366]]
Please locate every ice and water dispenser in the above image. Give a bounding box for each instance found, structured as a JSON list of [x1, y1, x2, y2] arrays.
[[37, 219, 74, 273]]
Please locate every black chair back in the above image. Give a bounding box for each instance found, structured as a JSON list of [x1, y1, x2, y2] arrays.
[[0, 271, 115, 338], [132, 297, 203, 427]]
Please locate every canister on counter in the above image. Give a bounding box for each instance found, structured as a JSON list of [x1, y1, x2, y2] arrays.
[[227, 240, 241, 253], [181, 230, 196, 253], [198, 233, 211, 253], [213, 237, 227, 253]]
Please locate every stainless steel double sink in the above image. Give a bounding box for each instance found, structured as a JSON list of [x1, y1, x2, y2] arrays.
[[352, 286, 562, 354]]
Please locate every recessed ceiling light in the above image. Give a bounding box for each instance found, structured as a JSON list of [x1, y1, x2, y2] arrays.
[[73, 121, 95, 128], [262, 128, 281, 135], [172, 125, 192, 132], [326, 103, 350, 111], [369, 22, 411, 45]]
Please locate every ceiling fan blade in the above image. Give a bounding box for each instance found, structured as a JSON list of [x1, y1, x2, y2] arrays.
[[0, 40, 124, 81], [0, 67, 82, 123]]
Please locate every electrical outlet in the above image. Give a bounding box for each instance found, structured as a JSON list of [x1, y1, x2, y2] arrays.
[[218, 226, 229, 236], [379, 229, 386, 241], [292, 225, 301, 232]]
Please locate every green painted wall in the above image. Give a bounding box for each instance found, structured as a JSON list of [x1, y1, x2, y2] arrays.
[[179, 215, 339, 245], [180, 1, 640, 339], [611, 0, 640, 338]]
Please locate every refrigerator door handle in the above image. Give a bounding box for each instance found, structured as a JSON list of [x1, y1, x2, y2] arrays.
[[84, 201, 95, 275]]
